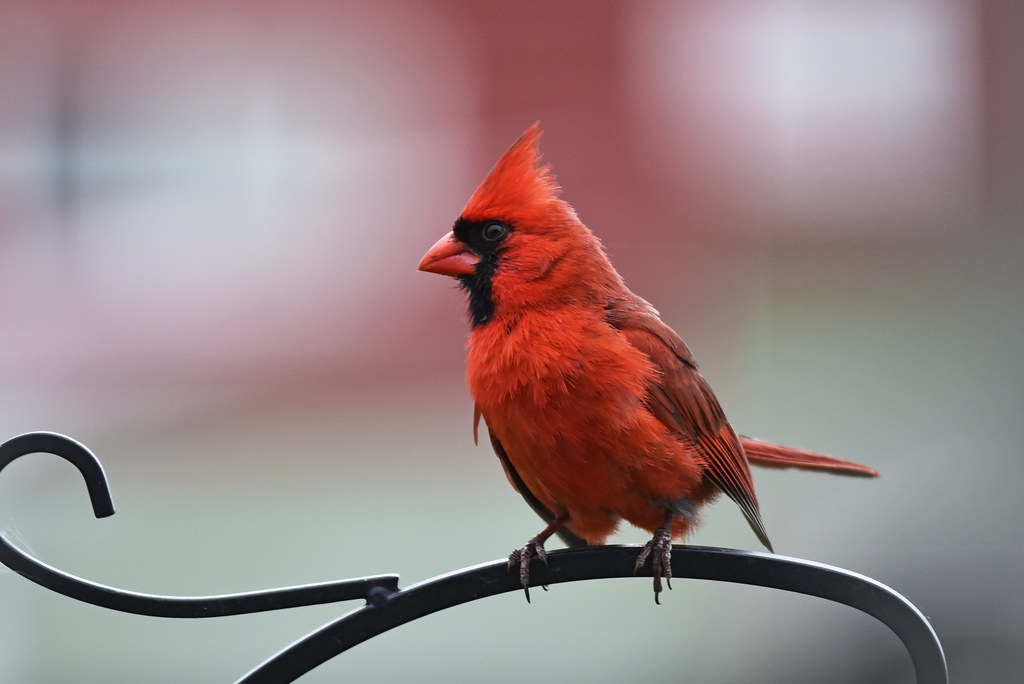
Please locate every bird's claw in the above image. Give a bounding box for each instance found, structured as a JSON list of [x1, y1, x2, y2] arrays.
[[508, 536, 549, 602], [634, 522, 674, 604]]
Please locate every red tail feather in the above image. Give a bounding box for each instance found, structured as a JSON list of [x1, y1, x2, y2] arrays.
[[739, 437, 879, 478]]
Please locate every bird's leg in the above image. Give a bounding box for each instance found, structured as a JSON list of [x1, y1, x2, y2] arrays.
[[634, 512, 675, 604], [508, 513, 569, 602]]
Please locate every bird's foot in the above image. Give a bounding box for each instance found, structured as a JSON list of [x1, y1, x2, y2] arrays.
[[508, 536, 549, 602], [634, 515, 675, 604]]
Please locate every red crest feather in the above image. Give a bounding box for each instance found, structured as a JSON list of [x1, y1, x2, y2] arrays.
[[461, 123, 571, 228]]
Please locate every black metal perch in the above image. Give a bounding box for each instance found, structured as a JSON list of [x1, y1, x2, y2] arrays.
[[0, 432, 947, 683]]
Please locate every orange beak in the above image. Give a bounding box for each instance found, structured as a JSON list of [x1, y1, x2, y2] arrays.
[[417, 231, 479, 277]]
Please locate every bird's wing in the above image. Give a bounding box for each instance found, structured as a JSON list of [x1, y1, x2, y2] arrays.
[[605, 296, 773, 551], [476, 403, 588, 548]]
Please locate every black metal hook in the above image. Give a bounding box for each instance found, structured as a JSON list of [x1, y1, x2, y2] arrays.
[[0, 431, 947, 684], [0, 431, 115, 517], [239, 546, 948, 684], [0, 432, 399, 618]]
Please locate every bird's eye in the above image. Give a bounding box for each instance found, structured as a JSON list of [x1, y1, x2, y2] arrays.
[[482, 222, 507, 242]]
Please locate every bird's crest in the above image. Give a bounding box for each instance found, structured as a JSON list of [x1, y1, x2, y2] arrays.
[[461, 123, 571, 228]]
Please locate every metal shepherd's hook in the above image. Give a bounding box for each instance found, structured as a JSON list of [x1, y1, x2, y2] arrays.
[[0, 431, 947, 684], [0, 432, 399, 619]]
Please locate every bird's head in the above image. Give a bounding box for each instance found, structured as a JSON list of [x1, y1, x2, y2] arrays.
[[418, 123, 617, 327]]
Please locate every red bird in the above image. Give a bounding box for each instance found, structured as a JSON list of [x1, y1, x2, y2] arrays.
[[418, 124, 877, 602]]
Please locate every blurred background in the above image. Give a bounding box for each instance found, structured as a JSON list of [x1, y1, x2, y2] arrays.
[[1, 0, 1021, 681]]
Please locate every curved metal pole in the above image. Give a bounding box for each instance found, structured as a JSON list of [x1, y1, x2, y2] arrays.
[[239, 546, 947, 684], [0, 431, 115, 517], [0, 432, 946, 683], [0, 432, 399, 617]]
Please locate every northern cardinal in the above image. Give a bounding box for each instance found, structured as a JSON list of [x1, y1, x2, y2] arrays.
[[418, 124, 877, 602]]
